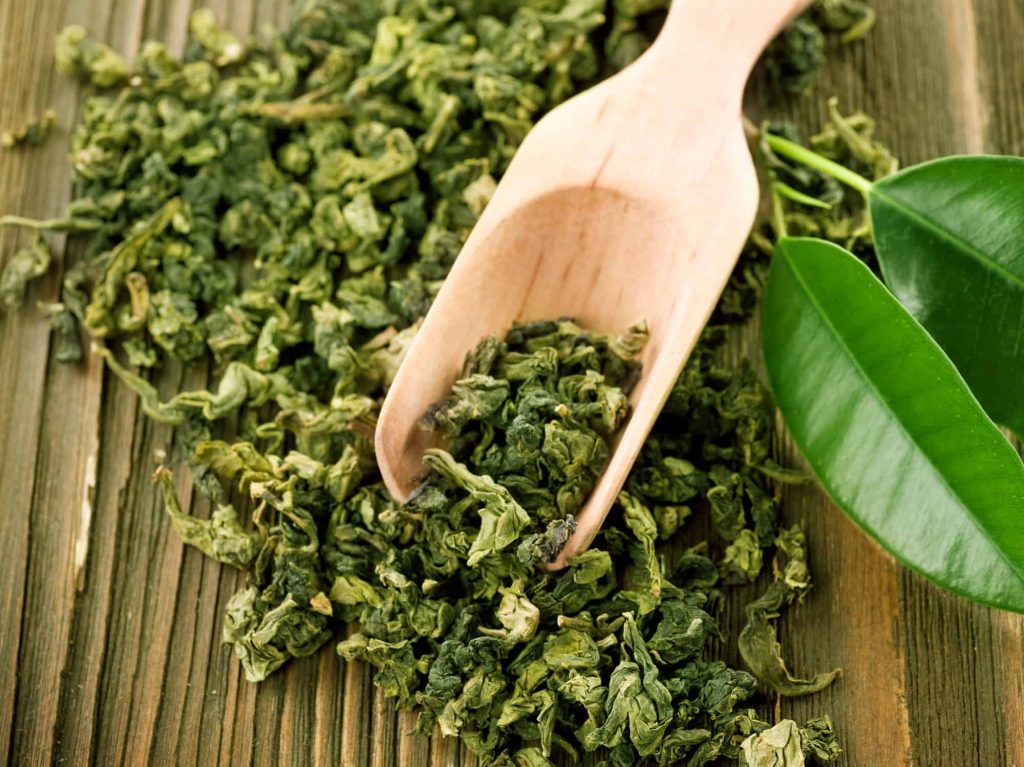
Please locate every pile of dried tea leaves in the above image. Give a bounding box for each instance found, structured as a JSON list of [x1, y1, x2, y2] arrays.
[[0, 1, 880, 764], [340, 318, 841, 764]]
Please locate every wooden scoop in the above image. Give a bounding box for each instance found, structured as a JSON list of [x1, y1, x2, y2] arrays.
[[376, 0, 810, 569]]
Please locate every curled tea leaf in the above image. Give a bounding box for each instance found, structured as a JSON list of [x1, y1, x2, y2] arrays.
[[154, 466, 260, 568], [55, 25, 129, 87], [740, 716, 841, 766], [38, 302, 83, 362], [1, 108, 57, 149], [739, 528, 841, 696], [422, 449, 531, 568], [0, 233, 51, 309], [740, 719, 805, 766]]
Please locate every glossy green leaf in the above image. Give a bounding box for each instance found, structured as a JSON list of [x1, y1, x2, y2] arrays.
[[869, 156, 1024, 436], [762, 237, 1024, 613]]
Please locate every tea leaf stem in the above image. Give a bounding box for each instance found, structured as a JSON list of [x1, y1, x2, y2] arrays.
[[765, 133, 873, 196]]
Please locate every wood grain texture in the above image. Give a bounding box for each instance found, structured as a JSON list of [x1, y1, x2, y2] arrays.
[[1, 0, 1023, 765]]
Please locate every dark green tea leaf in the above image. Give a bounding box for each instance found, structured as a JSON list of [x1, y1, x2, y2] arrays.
[[763, 237, 1024, 613]]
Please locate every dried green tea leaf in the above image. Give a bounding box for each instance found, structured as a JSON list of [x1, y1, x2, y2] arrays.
[[584, 613, 673, 756], [422, 449, 532, 567], [767, 2, 876, 93], [800, 716, 842, 762], [0, 233, 51, 308], [740, 719, 805, 766], [815, 0, 876, 43], [1, 108, 56, 149], [189, 9, 245, 67], [740, 716, 841, 766], [37, 302, 83, 362], [154, 466, 259, 568], [739, 528, 841, 696], [55, 25, 129, 87], [224, 587, 333, 682], [83, 197, 180, 336]]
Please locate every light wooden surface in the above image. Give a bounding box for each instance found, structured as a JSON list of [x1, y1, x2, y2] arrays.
[[375, 0, 807, 569], [2, 1, 1023, 765]]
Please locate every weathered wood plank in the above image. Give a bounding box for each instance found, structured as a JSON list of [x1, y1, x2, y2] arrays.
[[0, 0, 119, 763], [396, 709, 430, 767], [342, 657, 376, 767], [13, 348, 105, 767], [0, 9, 58, 767], [313, 644, 347, 767], [371, 688, 398, 767], [53, 373, 139, 766], [946, 2, 1024, 765], [995, 610, 1024, 767]]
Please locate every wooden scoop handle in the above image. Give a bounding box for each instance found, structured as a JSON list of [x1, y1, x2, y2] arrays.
[[542, 0, 813, 570], [637, 0, 813, 94]]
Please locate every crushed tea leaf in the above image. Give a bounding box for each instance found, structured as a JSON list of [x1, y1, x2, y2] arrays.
[[740, 717, 841, 766], [1, 108, 57, 150], [0, 233, 51, 308]]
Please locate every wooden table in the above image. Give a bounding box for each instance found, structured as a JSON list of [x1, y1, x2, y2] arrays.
[[2, 0, 1023, 765]]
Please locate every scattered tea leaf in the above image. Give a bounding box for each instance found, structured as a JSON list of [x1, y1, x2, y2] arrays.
[[0, 233, 51, 308], [1, 108, 57, 149], [740, 716, 841, 766]]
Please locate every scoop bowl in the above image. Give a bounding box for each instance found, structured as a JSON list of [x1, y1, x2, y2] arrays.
[[376, 0, 809, 568]]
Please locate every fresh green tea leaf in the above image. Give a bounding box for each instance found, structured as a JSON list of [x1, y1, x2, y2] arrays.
[[763, 237, 1024, 613], [764, 133, 1024, 436], [868, 156, 1024, 436]]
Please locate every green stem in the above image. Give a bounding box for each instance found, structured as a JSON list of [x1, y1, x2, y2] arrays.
[[0, 214, 98, 232], [770, 183, 788, 241], [764, 133, 873, 197]]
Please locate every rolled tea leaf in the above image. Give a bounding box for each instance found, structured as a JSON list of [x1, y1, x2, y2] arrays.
[[763, 237, 1024, 612], [153, 466, 259, 568], [0, 233, 50, 308], [739, 717, 841, 766], [739, 527, 840, 696], [740, 720, 804, 766]]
